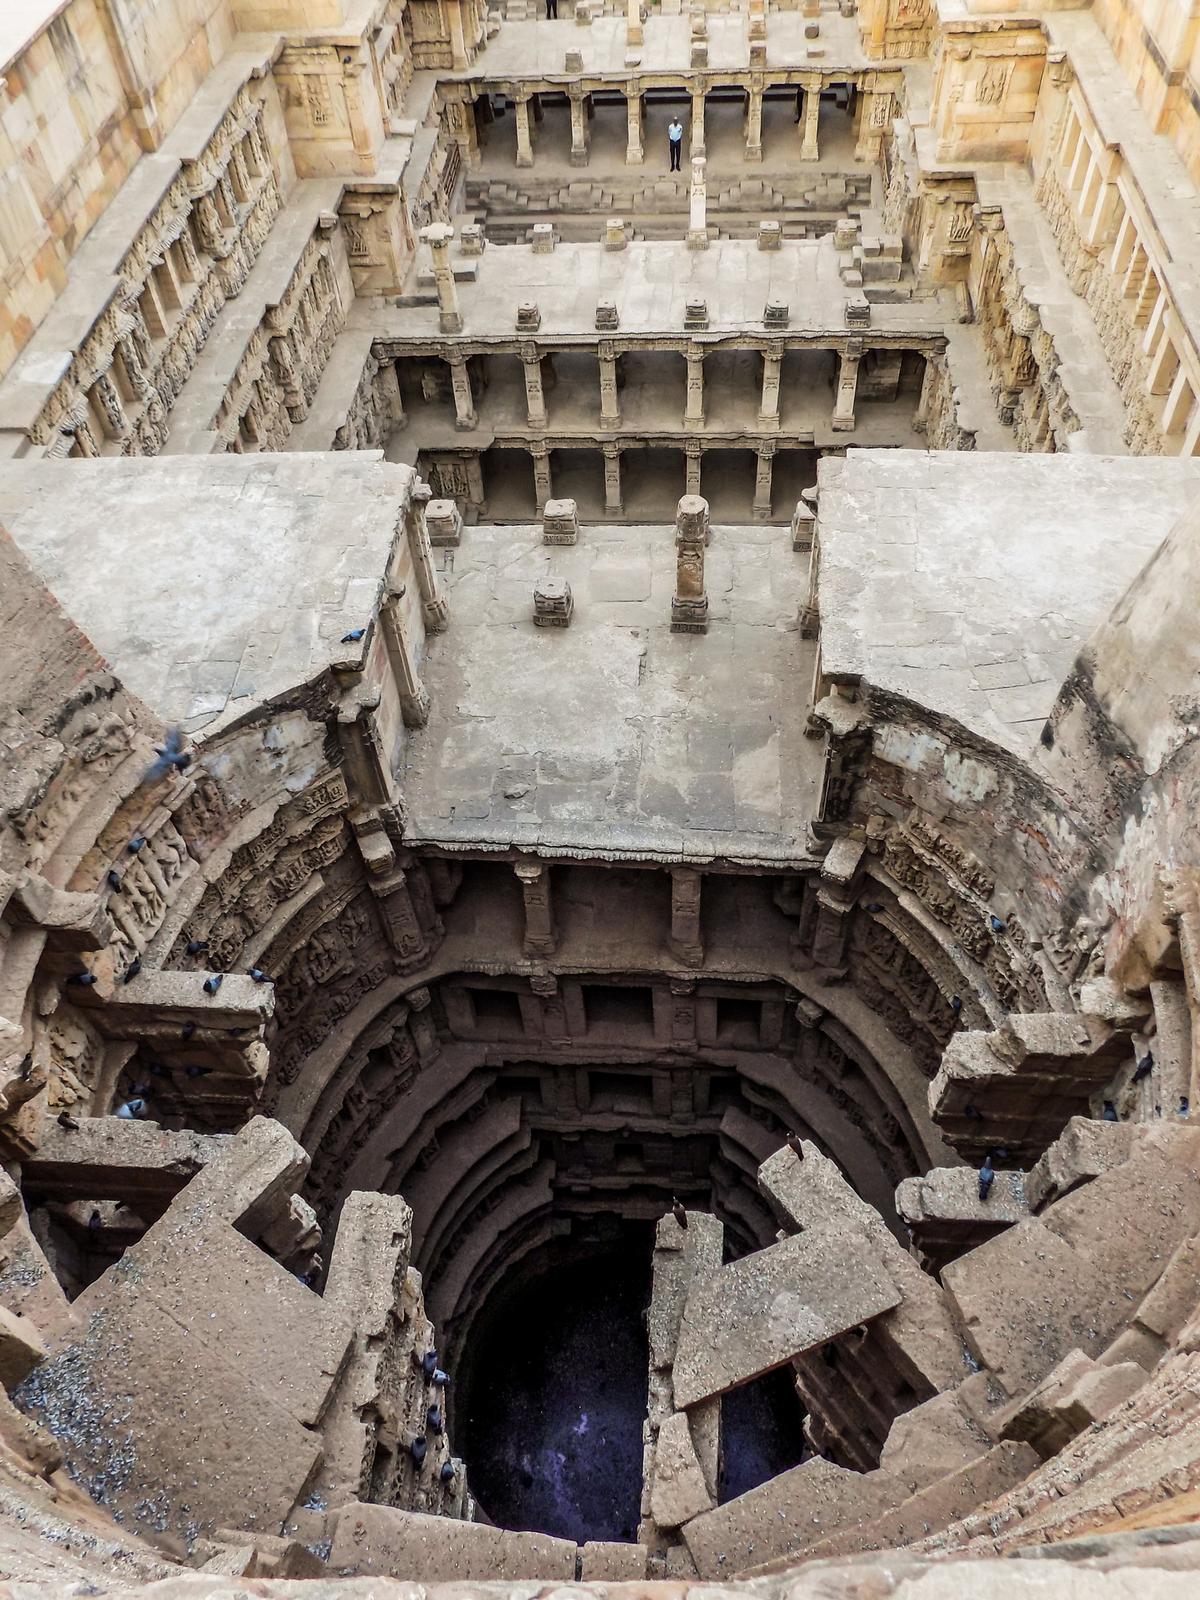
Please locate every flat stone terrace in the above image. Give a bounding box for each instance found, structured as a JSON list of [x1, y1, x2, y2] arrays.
[[0, 452, 409, 735], [366, 237, 949, 345], [449, 12, 867, 83], [816, 449, 1200, 758], [401, 518, 822, 866]]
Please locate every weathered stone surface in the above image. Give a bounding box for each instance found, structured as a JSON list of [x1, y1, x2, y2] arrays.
[[650, 1410, 713, 1529], [0, 1306, 47, 1389], [329, 1503, 576, 1580], [579, 1539, 648, 1579]]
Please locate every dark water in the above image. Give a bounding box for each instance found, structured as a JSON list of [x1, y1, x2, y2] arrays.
[[459, 1235, 809, 1539]]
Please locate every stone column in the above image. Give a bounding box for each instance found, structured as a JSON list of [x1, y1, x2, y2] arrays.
[[515, 94, 534, 167], [603, 442, 623, 514], [685, 443, 703, 498], [687, 155, 708, 249], [745, 82, 764, 162], [90, 371, 131, 442], [569, 90, 590, 166], [380, 586, 431, 728], [599, 341, 621, 426], [625, 80, 643, 164], [521, 343, 547, 426], [627, 0, 643, 46], [684, 345, 705, 428], [759, 341, 783, 429], [855, 88, 890, 164], [670, 866, 704, 966], [419, 223, 462, 334], [671, 494, 709, 633], [515, 860, 556, 957], [832, 341, 862, 431], [448, 354, 477, 429], [405, 480, 450, 633], [800, 75, 821, 162], [691, 81, 707, 158], [531, 445, 553, 511], [752, 441, 775, 521]]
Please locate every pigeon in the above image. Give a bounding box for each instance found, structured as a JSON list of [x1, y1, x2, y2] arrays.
[[439, 1461, 456, 1485], [672, 1197, 688, 1230], [963, 1104, 983, 1122], [1102, 1101, 1119, 1122], [433, 1368, 450, 1387], [863, 901, 884, 913], [421, 1349, 439, 1380], [116, 1097, 149, 1120], [147, 1060, 169, 1078], [184, 1064, 213, 1079], [88, 1209, 102, 1231], [1133, 1053, 1154, 1082], [1180, 1097, 1190, 1117], [106, 870, 123, 892], [142, 728, 191, 785], [67, 971, 98, 987], [203, 974, 224, 996], [185, 940, 207, 956], [978, 1158, 995, 1202], [57, 1111, 80, 1131], [410, 1437, 428, 1466], [181, 1021, 197, 1041], [340, 628, 366, 643], [989, 915, 1007, 934], [786, 1131, 805, 1159], [123, 957, 142, 983], [950, 996, 962, 1015], [127, 837, 147, 854], [249, 968, 270, 983], [427, 1404, 443, 1433]]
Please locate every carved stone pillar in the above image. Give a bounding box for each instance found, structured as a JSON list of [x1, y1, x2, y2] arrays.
[[599, 342, 621, 426], [380, 587, 431, 728], [419, 223, 462, 335], [685, 443, 703, 498], [515, 94, 534, 168], [626, 0, 643, 46], [373, 867, 437, 970], [531, 445, 553, 511], [745, 81, 764, 162], [448, 354, 477, 429], [800, 75, 822, 162], [521, 343, 547, 426], [515, 860, 556, 957], [811, 839, 865, 974], [832, 341, 862, 431], [625, 80, 643, 164], [759, 342, 783, 429], [752, 442, 775, 521], [670, 866, 704, 966], [671, 494, 709, 633], [855, 87, 890, 164], [684, 345, 705, 429], [405, 480, 450, 633], [687, 155, 708, 249], [691, 81, 707, 157], [90, 371, 131, 442], [569, 91, 590, 166], [407, 985, 441, 1063], [603, 442, 623, 514]]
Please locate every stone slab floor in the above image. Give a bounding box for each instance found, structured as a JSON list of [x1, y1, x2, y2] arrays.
[[402, 519, 821, 863]]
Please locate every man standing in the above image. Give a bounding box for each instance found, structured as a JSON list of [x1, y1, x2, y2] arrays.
[[546, 0, 557, 15], [668, 115, 683, 171]]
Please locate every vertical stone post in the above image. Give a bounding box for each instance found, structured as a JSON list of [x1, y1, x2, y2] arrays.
[[800, 75, 822, 161], [569, 90, 590, 166], [419, 223, 461, 334], [752, 441, 775, 521], [465, 452, 487, 516], [405, 480, 450, 633], [599, 341, 621, 426], [684, 345, 705, 428], [690, 81, 707, 157], [745, 81, 764, 162], [669, 867, 704, 966], [515, 860, 556, 957], [447, 354, 477, 429], [521, 343, 547, 426], [627, 0, 643, 46], [759, 341, 783, 429], [531, 445, 553, 511], [687, 155, 708, 249], [380, 588, 431, 728], [832, 341, 862, 431], [625, 80, 644, 164], [515, 94, 534, 167], [854, 87, 890, 164], [603, 443, 623, 514], [685, 444, 703, 498], [671, 494, 709, 633]]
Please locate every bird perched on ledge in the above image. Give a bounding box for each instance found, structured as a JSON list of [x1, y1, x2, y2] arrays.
[[978, 1156, 995, 1202], [672, 1197, 688, 1230], [786, 1131, 805, 1159]]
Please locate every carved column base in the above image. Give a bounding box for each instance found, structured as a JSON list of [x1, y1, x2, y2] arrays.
[[671, 595, 709, 633], [400, 684, 431, 728], [423, 597, 450, 634], [669, 937, 704, 968], [439, 311, 464, 335], [831, 409, 856, 432]]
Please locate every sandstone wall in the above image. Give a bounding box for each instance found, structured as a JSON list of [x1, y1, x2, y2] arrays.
[[1092, 0, 1200, 183]]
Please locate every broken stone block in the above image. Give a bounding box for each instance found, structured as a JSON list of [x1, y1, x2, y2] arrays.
[[579, 1541, 647, 1579], [750, 39, 767, 66], [833, 217, 860, 252], [650, 1410, 713, 1528], [533, 577, 573, 628], [998, 1349, 1147, 1459], [564, 48, 583, 71], [595, 298, 619, 330], [791, 502, 815, 552], [757, 220, 782, 251], [516, 301, 541, 331], [690, 42, 708, 66], [805, 19, 820, 36], [845, 293, 872, 327], [425, 498, 463, 548], [329, 1503, 576, 1580], [530, 223, 556, 254], [542, 498, 579, 546], [458, 223, 484, 256], [684, 298, 708, 331], [604, 217, 627, 252], [896, 1164, 1030, 1270], [1025, 1115, 1137, 1210], [0, 1306, 46, 1388], [764, 299, 789, 329], [574, 1, 591, 22]]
